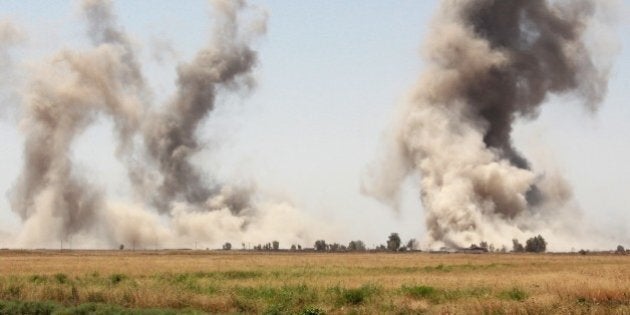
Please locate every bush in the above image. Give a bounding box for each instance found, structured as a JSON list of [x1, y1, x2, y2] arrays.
[[109, 273, 127, 285], [332, 284, 380, 306], [0, 300, 59, 314], [54, 273, 69, 284], [499, 287, 528, 301], [222, 242, 232, 250], [401, 285, 436, 299], [300, 306, 325, 315]]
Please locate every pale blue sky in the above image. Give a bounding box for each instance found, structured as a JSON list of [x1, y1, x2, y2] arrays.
[[0, 1, 628, 248]]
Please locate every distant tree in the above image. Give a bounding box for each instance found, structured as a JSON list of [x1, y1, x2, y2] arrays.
[[314, 240, 327, 251], [329, 243, 346, 252], [297, 244, 302, 250], [242, 243, 246, 250], [348, 240, 366, 251], [272, 241, 279, 251], [479, 241, 488, 250], [406, 239, 419, 251], [387, 233, 401, 251], [616, 245, 625, 254], [525, 235, 547, 253], [377, 244, 386, 251], [222, 242, 232, 250], [578, 249, 588, 255], [290, 244, 297, 251], [512, 239, 525, 252], [119, 244, 124, 250], [488, 244, 495, 252]]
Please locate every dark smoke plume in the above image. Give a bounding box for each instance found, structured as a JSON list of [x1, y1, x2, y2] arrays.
[[364, 0, 613, 248], [142, 0, 260, 213]]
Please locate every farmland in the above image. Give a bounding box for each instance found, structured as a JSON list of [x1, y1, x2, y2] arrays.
[[0, 250, 628, 314]]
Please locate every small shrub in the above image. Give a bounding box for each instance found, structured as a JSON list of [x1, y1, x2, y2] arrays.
[[332, 284, 380, 306], [341, 289, 365, 305], [499, 287, 528, 301], [402, 285, 437, 299], [54, 273, 69, 284], [222, 270, 262, 280], [29, 274, 49, 284], [4, 285, 22, 299], [109, 273, 127, 285], [301, 306, 325, 315], [86, 291, 107, 303], [0, 300, 59, 314]]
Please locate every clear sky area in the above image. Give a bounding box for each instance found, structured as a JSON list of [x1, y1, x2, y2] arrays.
[[0, 1, 628, 249]]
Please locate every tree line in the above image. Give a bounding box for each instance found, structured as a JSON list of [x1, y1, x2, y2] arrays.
[[220, 233, 551, 253]]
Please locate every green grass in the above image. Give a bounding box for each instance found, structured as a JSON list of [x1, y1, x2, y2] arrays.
[[401, 284, 492, 303], [234, 284, 319, 313], [0, 300, 199, 315], [54, 274, 69, 285], [1, 252, 629, 313], [330, 284, 381, 306], [499, 287, 528, 301], [109, 274, 127, 285]]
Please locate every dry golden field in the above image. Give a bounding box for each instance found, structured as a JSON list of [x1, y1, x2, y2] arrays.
[[0, 250, 629, 314]]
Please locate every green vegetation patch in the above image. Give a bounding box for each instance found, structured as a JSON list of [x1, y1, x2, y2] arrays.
[[329, 283, 381, 306], [401, 284, 492, 303], [498, 287, 528, 301], [233, 284, 319, 314], [54, 273, 69, 285], [29, 275, 50, 284], [0, 300, 202, 315], [419, 263, 511, 273], [109, 273, 128, 285]]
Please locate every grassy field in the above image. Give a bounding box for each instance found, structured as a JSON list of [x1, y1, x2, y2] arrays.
[[0, 250, 628, 314]]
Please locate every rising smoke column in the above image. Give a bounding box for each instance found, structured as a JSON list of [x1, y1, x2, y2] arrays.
[[364, 0, 612, 248], [8, 0, 320, 248], [142, 0, 262, 213], [9, 0, 145, 245]]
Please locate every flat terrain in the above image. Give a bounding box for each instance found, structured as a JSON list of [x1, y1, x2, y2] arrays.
[[0, 250, 628, 314]]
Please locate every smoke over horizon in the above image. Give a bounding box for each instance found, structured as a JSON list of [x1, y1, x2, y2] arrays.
[[6, 0, 321, 249], [363, 0, 616, 249], [0, 1, 624, 251]]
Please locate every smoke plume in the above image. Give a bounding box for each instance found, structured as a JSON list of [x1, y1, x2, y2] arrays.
[[8, 0, 319, 248], [364, 0, 613, 248], [142, 0, 260, 213], [0, 19, 23, 111]]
